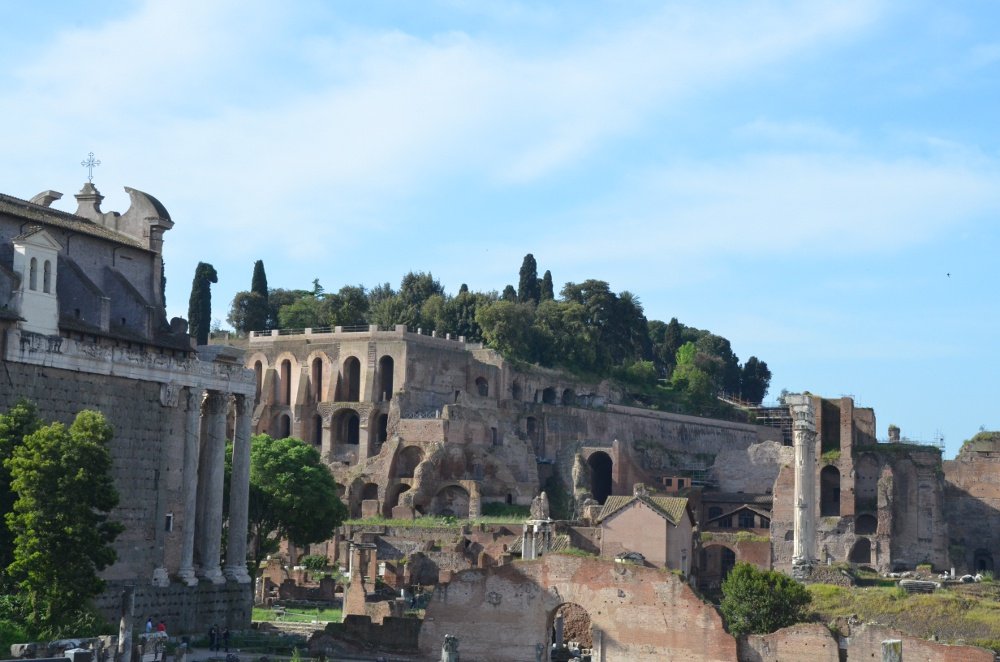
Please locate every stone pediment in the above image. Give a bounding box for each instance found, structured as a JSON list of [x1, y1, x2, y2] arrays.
[[12, 226, 62, 252]]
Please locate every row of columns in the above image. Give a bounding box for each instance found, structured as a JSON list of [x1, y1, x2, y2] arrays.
[[176, 388, 252, 585]]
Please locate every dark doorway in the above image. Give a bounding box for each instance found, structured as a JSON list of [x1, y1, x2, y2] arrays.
[[342, 356, 361, 402], [820, 465, 841, 517], [378, 355, 394, 401], [588, 452, 613, 505]]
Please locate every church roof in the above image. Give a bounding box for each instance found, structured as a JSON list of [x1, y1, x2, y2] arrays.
[[598, 494, 690, 525], [0, 192, 146, 250]]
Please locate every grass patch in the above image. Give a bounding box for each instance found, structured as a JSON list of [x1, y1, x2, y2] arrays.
[[807, 583, 1000, 651], [252, 606, 342, 623]]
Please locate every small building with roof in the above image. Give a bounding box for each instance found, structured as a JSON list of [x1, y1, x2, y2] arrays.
[[596, 484, 694, 574]]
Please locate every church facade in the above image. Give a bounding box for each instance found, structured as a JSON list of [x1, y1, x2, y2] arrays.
[[0, 183, 254, 630]]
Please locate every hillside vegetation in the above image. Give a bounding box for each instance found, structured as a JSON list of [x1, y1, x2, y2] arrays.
[[807, 583, 1000, 652]]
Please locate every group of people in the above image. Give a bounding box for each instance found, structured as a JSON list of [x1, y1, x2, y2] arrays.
[[208, 624, 231, 653], [144, 618, 167, 635]]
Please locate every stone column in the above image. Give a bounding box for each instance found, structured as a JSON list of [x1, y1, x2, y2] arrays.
[[788, 394, 817, 579], [224, 395, 253, 583], [177, 387, 203, 586], [116, 586, 135, 662], [197, 391, 227, 584]]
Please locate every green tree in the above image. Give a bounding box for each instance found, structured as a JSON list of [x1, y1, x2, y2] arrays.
[[671, 341, 715, 408], [187, 262, 218, 345], [720, 562, 811, 636], [476, 300, 538, 360], [517, 253, 540, 304], [243, 260, 270, 332], [242, 435, 347, 582], [277, 296, 328, 329], [501, 285, 517, 302], [0, 400, 41, 572], [540, 270, 554, 301], [5, 411, 123, 633], [740, 357, 772, 405]]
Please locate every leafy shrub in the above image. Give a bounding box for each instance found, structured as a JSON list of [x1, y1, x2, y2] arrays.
[[720, 562, 811, 636], [300, 554, 329, 572]]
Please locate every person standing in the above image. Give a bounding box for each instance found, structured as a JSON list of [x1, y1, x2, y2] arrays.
[[222, 628, 230, 653], [209, 625, 219, 651], [146, 618, 153, 634]]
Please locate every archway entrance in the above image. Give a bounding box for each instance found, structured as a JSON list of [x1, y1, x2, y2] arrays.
[[333, 409, 360, 445], [431, 485, 470, 518], [548, 603, 592, 661], [849, 538, 872, 564], [378, 355, 394, 401], [395, 446, 424, 478], [588, 452, 613, 505], [341, 356, 361, 402], [384, 483, 411, 516], [701, 544, 737, 590], [974, 549, 994, 574]]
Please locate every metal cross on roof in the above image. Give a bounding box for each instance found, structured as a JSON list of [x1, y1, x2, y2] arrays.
[[81, 152, 101, 183]]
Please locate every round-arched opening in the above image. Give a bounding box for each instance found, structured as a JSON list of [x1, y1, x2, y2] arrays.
[[394, 446, 424, 478], [42, 260, 52, 293], [974, 549, 994, 574], [542, 387, 557, 405], [276, 413, 291, 439], [312, 414, 323, 446], [475, 377, 489, 397], [280, 359, 292, 405], [384, 484, 411, 516], [820, 465, 841, 517], [28, 257, 37, 291], [431, 484, 470, 518], [855, 513, 877, 535], [561, 389, 575, 406], [378, 355, 394, 401], [254, 361, 263, 403], [333, 409, 360, 445], [548, 602, 592, 659], [312, 357, 324, 402], [361, 482, 379, 502], [341, 356, 361, 402], [849, 538, 872, 564], [701, 544, 738, 588], [588, 452, 613, 505], [512, 381, 522, 401]]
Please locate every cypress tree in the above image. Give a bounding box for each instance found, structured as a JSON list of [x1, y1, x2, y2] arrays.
[[502, 285, 517, 302], [188, 262, 218, 345], [244, 260, 270, 332], [517, 254, 540, 304], [540, 270, 554, 301]]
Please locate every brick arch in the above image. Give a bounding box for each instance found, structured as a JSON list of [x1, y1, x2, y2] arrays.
[[304, 350, 332, 402], [272, 351, 299, 406]]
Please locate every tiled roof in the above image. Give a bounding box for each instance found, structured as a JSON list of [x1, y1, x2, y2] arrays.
[[0, 193, 146, 250], [508, 533, 571, 554], [700, 492, 773, 505], [598, 494, 689, 525]]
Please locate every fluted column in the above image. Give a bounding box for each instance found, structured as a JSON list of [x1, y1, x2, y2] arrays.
[[224, 395, 253, 583], [788, 394, 817, 579], [197, 391, 227, 584], [177, 387, 203, 586]]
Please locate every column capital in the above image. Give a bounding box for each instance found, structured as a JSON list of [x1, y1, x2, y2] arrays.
[[203, 390, 227, 416]]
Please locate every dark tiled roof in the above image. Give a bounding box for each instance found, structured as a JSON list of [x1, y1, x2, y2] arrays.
[[0, 193, 146, 250], [701, 492, 773, 505]]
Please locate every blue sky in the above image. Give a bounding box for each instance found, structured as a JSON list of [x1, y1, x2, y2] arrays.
[[2, 1, 998, 457]]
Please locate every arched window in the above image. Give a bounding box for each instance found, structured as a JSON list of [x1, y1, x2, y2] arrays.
[[475, 377, 489, 397], [342, 357, 361, 402], [849, 538, 871, 564], [542, 387, 557, 404], [562, 389, 576, 406], [588, 452, 613, 505], [280, 359, 292, 405], [378, 356, 394, 401], [254, 361, 263, 404], [312, 357, 323, 402], [278, 414, 291, 439], [42, 260, 52, 293], [376, 414, 388, 444], [28, 257, 37, 291]]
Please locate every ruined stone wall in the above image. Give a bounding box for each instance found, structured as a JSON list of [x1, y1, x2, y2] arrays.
[[418, 555, 738, 661], [943, 443, 1000, 574], [741, 622, 994, 662]]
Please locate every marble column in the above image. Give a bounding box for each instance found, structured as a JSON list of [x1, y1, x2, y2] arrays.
[[197, 391, 227, 584], [177, 387, 203, 586], [224, 395, 253, 583], [788, 394, 817, 579]]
